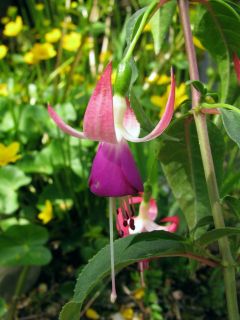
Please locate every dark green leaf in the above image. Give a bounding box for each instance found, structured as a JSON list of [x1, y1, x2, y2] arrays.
[[150, 0, 176, 54], [195, 0, 240, 101], [0, 224, 52, 266], [126, 8, 146, 45], [195, 227, 240, 246], [221, 109, 240, 148], [186, 80, 206, 96], [222, 196, 240, 218], [60, 231, 188, 319], [159, 117, 224, 233]]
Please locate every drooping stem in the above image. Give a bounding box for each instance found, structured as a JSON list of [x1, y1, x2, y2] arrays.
[[178, 1, 239, 319], [109, 197, 117, 303]]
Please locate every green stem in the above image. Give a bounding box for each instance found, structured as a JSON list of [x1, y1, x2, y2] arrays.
[[7, 266, 29, 320], [202, 102, 240, 115], [178, 1, 239, 319], [122, 0, 159, 63]]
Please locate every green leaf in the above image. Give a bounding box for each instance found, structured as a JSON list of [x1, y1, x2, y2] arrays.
[[159, 117, 224, 233], [0, 166, 31, 214], [150, 0, 176, 54], [195, 0, 240, 101], [186, 80, 207, 96], [125, 8, 146, 45], [221, 109, 240, 148], [222, 196, 240, 218], [130, 90, 154, 132], [195, 227, 240, 247], [60, 231, 188, 319], [0, 224, 52, 266]]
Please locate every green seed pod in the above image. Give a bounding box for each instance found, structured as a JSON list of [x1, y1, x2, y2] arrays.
[[114, 62, 132, 96]]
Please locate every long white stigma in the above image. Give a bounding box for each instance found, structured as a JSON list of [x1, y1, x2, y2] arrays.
[[109, 197, 117, 303]]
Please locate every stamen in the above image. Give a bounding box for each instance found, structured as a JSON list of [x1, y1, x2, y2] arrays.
[[129, 218, 135, 230], [109, 198, 117, 303], [123, 220, 128, 227]]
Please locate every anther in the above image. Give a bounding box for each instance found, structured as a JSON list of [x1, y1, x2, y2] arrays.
[[129, 204, 135, 217], [123, 220, 128, 227], [129, 218, 135, 230]]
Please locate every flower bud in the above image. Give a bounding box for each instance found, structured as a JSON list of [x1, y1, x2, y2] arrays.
[[114, 61, 132, 96]]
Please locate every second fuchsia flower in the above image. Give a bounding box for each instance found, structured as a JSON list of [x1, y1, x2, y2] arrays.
[[48, 62, 175, 197], [116, 195, 179, 285]]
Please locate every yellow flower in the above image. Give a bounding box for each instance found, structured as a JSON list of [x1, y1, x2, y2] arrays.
[[143, 23, 151, 32], [3, 16, 23, 37], [133, 287, 145, 300], [85, 37, 94, 50], [157, 74, 171, 85], [0, 142, 21, 166], [99, 51, 112, 63], [61, 21, 77, 30], [23, 51, 39, 64], [85, 308, 100, 319], [73, 74, 84, 84], [145, 73, 171, 85], [121, 308, 134, 320], [193, 36, 205, 51], [31, 43, 57, 60], [71, 1, 78, 8], [38, 200, 53, 224], [45, 28, 62, 43], [151, 83, 188, 117], [1, 17, 10, 24], [35, 3, 44, 11], [0, 45, 8, 60], [145, 43, 154, 51], [62, 32, 81, 52], [0, 83, 8, 96]]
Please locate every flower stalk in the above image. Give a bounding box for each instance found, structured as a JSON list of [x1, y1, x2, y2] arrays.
[[178, 1, 239, 319], [109, 197, 117, 303]]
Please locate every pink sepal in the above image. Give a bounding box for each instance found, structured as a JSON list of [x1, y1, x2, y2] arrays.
[[160, 216, 180, 232], [83, 62, 117, 143], [123, 99, 140, 138], [121, 68, 175, 142], [48, 105, 86, 139]]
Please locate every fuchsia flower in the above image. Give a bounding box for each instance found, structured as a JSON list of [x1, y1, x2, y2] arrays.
[[116, 195, 179, 237], [116, 195, 179, 285], [48, 62, 175, 197], [48, 62, 175, 301]]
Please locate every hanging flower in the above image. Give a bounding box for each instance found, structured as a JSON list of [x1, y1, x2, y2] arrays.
[[45, 28, 62, 43], [0, 142, 21, 166], [48, 62, 175, 196], [0, 45, 8, 60], [3, 16, 23, 37], [38, 200, 53, 224], [116, 195, 179, 236], [116, 195, 179, 285]]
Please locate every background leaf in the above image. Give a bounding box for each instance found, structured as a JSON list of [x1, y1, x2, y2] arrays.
[[150, 0, 176, 55], [159, 117, 224, 233], [221, 109, 240, 148], [195, 0, 240, 101], [60, 231, 188, 319], [0, 224, 52, 266], [195, 227, 240, 246]]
